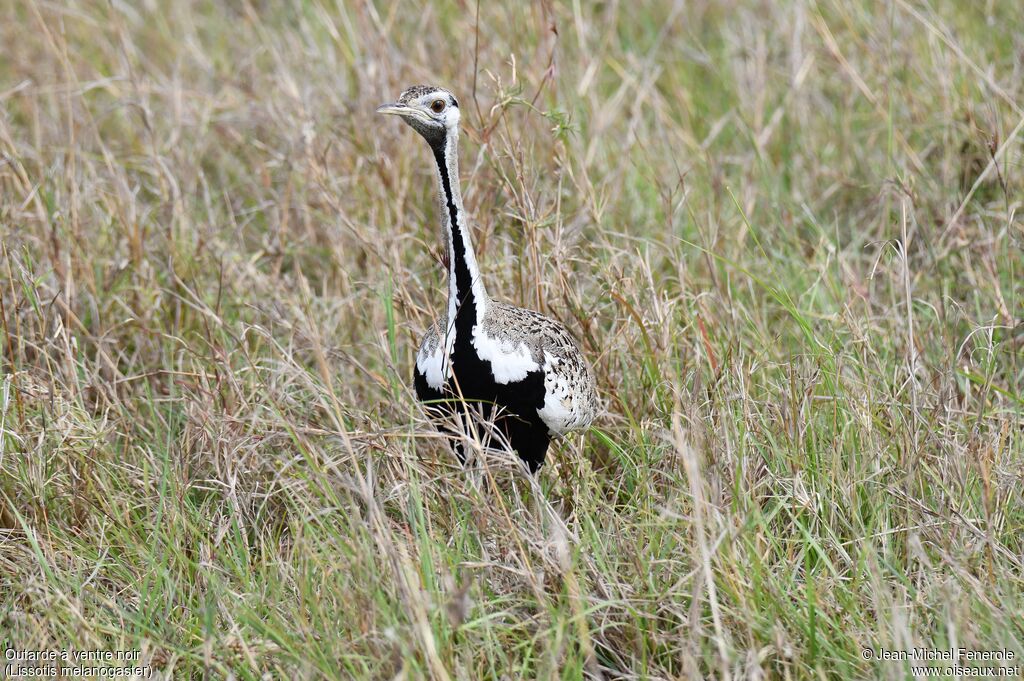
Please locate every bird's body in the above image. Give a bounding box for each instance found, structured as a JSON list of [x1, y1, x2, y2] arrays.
[[378, 85, 597, 471]]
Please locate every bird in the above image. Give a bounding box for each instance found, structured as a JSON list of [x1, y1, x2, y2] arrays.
[[377, 85, 598, 472]]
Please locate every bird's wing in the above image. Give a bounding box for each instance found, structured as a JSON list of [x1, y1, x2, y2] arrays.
[[478, 302, 580, 364], [480, 301, 598, 435], [415, 311, 449, 392]]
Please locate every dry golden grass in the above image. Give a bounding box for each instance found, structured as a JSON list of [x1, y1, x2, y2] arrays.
[[1, 0, 1022, 678]]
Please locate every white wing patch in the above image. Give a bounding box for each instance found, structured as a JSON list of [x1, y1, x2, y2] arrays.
[[472, 328, 540, 384], [416, 327, 453, 390], [537, 351, 581, 436], [415, 343, 446, 389]]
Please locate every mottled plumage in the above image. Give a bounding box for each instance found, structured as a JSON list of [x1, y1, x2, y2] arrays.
[[416, 302, 598, 436], [398, 84, 453, 106], [379, 85, 598, 471]]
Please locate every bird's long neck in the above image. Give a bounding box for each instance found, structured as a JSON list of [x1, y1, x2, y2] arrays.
[[430, 127, 488, 330]]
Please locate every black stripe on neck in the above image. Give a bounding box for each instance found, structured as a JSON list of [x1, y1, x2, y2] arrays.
[[432, 140, 476, 327]]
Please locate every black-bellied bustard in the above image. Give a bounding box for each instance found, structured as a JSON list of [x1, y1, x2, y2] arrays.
[[378, 85, 597, 472]]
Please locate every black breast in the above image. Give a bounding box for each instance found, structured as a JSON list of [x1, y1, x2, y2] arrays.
[[414, 305, 552, 471]]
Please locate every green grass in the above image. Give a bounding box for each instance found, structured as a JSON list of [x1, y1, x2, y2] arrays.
[[1, 0, 1023, 678]]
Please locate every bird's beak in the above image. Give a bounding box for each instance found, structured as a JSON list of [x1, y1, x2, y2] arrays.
[[375, 103, 408, 117], [376, 103, 431, 123]]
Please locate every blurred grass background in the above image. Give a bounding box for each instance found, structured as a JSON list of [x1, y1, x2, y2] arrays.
[[1, 0, 1022, 678]]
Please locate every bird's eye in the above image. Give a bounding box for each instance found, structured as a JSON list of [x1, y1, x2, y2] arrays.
[[430, 99, 446, 113]]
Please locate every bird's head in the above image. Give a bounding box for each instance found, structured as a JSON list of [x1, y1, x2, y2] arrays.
[[376, 85, 460, 145]]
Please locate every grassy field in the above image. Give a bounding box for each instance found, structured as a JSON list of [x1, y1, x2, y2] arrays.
[[1, 0, 1023, 678]]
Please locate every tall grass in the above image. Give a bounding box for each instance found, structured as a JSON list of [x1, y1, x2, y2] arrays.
[[1, 0, 1022, 678]]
